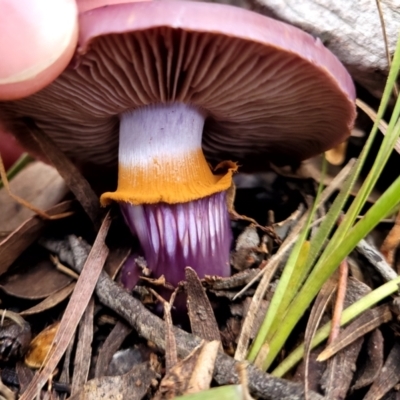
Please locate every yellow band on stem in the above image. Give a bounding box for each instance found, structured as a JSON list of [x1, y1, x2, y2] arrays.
[[101, 149, 237, 205]]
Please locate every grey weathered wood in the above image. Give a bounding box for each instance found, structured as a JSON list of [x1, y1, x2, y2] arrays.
[[250, 0, 400, 97]]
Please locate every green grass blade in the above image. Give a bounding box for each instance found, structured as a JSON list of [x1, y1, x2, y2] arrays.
[[263, 168, 400, 370], [272, 274, 400, 377], [0, 153, 32, 189], [248, 161, 326, 362]]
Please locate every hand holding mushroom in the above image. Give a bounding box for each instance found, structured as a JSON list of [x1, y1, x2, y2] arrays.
[[0, 1, 356, 289]]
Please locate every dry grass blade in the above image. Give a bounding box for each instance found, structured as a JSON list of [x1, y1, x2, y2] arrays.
[[186, 267, 221, 343], [71, 297, 94, 396], [317, 304, 392, 362], [375, 0, 399, 97], [148, 288, 179, 372], [19, 211, 111, 400], [356, 98, 400, 154], [304, 274, 337, 400], [24, 119, 101, 226]]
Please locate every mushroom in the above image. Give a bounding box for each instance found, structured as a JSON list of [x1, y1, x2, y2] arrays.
[[0, 1, 356, 287]]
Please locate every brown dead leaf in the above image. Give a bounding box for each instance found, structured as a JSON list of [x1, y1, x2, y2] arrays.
[[0, 161, 68, 233], [20, 282, 75, 317], [294, 349, 326, 394], [69, 362, 156, 400], [186, 267, 221, 343], [0, 258, 73, 300], [352, 329, 384, 391], [186, 340, 220, 394], [0, 200, 75, 276], [364, 342, 400, 400], [25, 322, 59, 369]]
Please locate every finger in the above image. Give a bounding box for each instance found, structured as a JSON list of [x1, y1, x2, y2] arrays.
[[0, 0, 78, 100]]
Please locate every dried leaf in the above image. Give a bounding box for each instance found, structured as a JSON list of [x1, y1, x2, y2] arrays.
[[352, 329, 384, 391], [186, 267, 221, 343], [364, 342, 400, 400], [0, 258, 73, 300], [20, 283, 75, 317], [0, 161, 68, 233], [186, 340, 220, 394], [301, 272, 337, 399], [0, 200, 75, 276], [25, 322, 59, 369]]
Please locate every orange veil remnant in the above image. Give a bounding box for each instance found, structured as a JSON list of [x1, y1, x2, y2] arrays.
[[101, 154, 238, 206]]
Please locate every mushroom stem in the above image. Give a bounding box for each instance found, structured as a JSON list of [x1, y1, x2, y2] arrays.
[[101, 103, 235, 285], [120, 192, 232, 286]]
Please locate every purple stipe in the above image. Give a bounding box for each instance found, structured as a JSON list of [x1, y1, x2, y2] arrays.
[[120, 191, 232, 286]]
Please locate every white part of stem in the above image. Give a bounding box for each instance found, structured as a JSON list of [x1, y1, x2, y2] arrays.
[[119, 103, 206, 170]]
